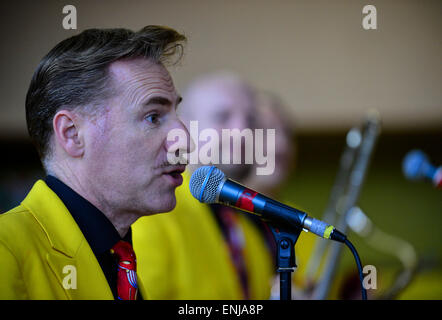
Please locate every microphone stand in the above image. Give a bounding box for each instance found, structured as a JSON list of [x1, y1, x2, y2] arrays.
[[269, 225, 302, 300]]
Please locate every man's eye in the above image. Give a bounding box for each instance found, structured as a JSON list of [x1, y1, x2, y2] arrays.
[[145, 113, 160, 124]]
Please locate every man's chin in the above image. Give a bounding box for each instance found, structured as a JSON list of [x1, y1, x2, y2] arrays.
[[145, 196, 177, 215]]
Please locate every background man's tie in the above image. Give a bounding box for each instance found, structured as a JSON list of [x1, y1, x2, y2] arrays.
[[110, 240, 138, 300], [217, 206, 250, 299]]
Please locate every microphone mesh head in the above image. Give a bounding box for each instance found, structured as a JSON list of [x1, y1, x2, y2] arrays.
[[403, 149, 428, 180], [189, 166, 225, 203]]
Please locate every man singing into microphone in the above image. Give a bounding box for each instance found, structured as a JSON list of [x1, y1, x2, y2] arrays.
[[0, 26, 189, 299]]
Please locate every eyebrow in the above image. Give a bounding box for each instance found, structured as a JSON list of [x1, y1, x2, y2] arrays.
[[144, 95, 182, 109]]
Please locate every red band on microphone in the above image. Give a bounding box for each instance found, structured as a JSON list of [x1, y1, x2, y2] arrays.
[[435, 167, 442, 189], [235, 189, 258, 212]]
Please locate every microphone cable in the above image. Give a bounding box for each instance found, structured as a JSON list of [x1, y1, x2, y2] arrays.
[[344, 239, 368, 300], [329, 229, 368, 300]]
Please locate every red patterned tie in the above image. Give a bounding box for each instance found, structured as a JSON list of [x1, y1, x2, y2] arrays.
[[110, 241, 138, 300]]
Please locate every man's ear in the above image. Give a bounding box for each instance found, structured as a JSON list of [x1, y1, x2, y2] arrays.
[[52, 110, 85, 158]]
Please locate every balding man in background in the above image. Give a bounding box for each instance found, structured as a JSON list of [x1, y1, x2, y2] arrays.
[[245, 91, 317, 299]]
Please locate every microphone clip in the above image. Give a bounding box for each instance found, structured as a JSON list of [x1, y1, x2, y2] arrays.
[[268, 225, 302, 300]]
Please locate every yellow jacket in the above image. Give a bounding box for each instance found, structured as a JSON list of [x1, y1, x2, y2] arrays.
[[0, 180, 147, 300], [132, 172, 274, 299]]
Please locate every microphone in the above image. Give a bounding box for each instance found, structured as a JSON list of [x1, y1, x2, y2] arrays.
[[402, 150, 442, 188], [189, 165, 347, 242]]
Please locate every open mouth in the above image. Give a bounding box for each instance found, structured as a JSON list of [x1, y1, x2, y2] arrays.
[[162, 165, 186, 186], [163, 165, 186, 175], [168, 171, 183, 179]]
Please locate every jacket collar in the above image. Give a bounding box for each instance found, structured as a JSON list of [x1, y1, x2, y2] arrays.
[[21, 179, 88, 258], [44, 175, 125, 255]]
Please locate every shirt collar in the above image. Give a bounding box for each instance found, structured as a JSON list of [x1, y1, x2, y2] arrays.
[[45, 175, 131, 255]]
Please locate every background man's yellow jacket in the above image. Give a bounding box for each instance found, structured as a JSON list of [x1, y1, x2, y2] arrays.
[[0, 180, 147, 299]]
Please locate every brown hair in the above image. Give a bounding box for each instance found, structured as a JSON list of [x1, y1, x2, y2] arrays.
[[25, 25, 186, 162]]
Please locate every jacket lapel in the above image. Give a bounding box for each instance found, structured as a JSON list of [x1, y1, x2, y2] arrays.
[[22, 180, 114, 299]]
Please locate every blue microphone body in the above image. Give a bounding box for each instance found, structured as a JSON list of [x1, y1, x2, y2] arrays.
[[219, 179, 307, 231]]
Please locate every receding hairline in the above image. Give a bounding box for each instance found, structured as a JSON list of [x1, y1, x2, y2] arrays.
[[181, 73, 255, 120]]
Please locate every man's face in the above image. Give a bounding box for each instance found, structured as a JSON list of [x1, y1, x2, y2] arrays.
[[82, 58, 188, 216], [259, 105, 294, 188], [191, 83, 256, 134], [184, 80, 256, 180]]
